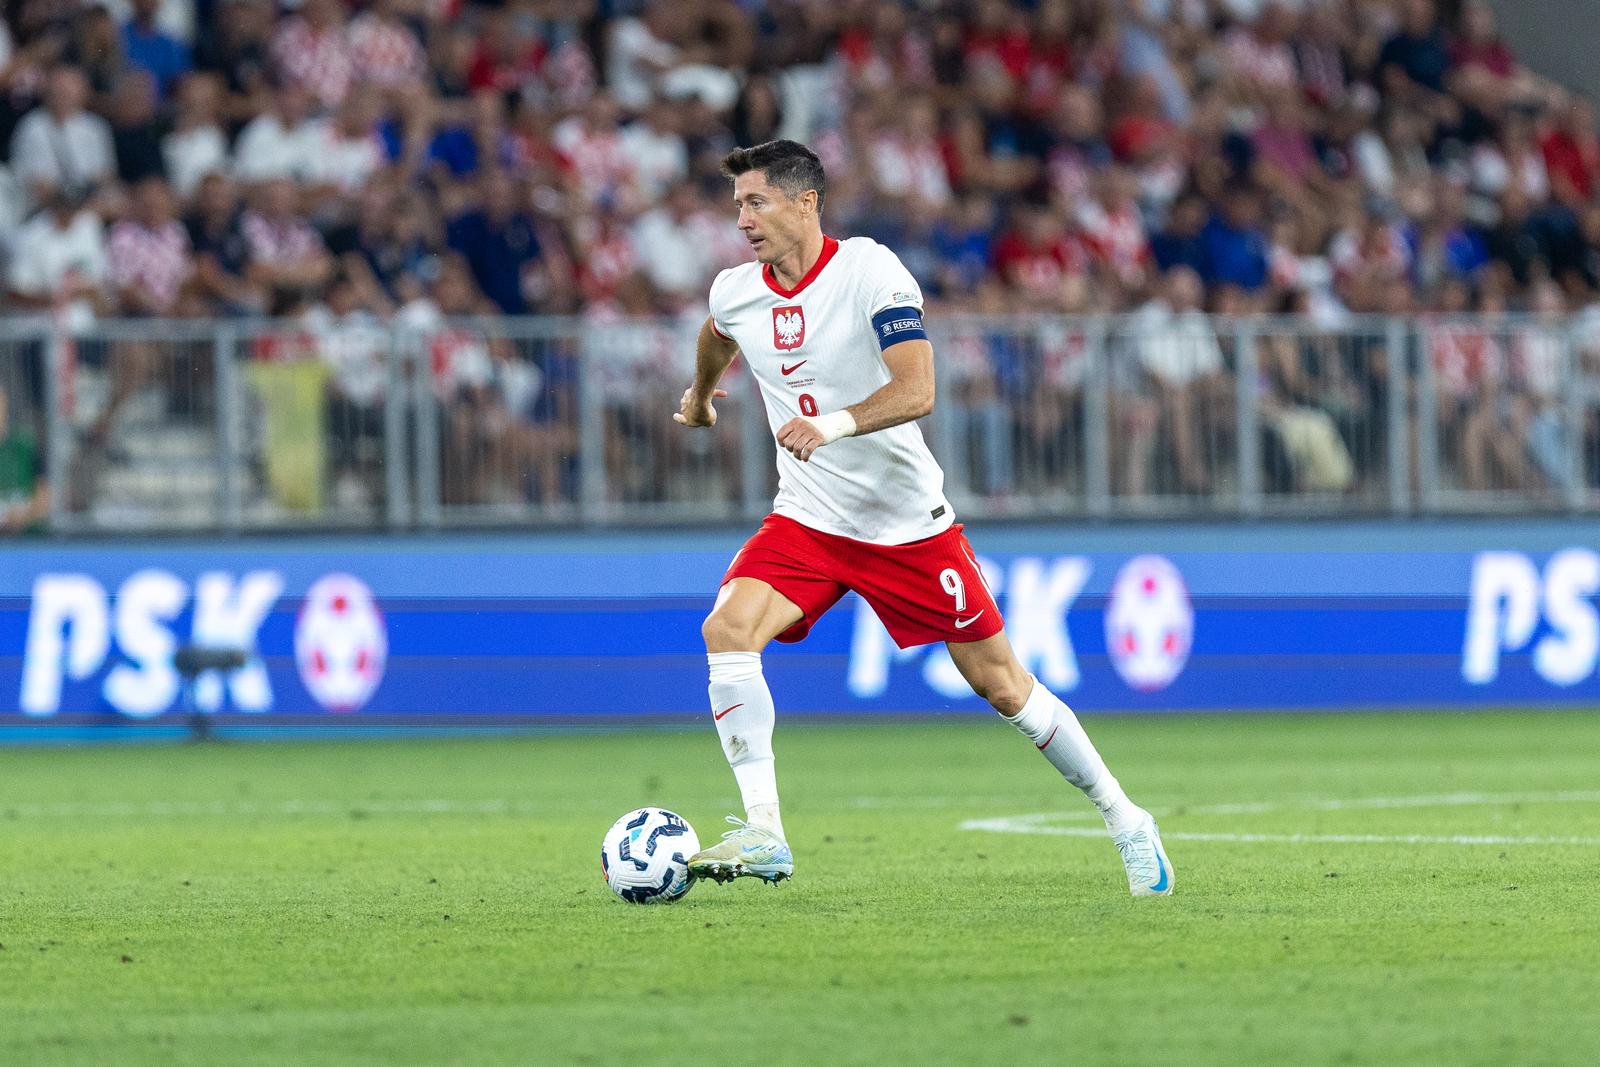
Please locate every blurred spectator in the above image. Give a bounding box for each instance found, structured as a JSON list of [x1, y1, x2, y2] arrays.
[[1472, 111, 1550, 205], [1409, 177, 1489, 290], [120, 0, 189, 100], [606, 3, 680, 113], [304, 268, 391, 510], [932, 195, 997, 296], [1151, 193, 1209, 277], [1257, 333, 1357, 495], [1077, 167, 1151, 293], [1540, 97, 1600, 209], [468, 9, 543, 99], [108, 176, 195, 316], [7, 185, 108, 328], [67, 7, 127, 105], [1379, 0, 1451, 100], [333, 188, 438, 306], [1128, 267, 1229, 494], [241, 177, 333, 303], [0, 381, 48, 534], [185, 172, 261, 315], [10, 64, 115, 210], [108, 69, 165, 185], [346, 0, 424, 92], [269, 0, 352, 112], [632, 183, 717, 302], [163, 72, 228, 200], [1223, 1, 1298, 99], [1042, 86, 1111, 208], [446, 170, 541, 315], [620, 99, 689, 203], [233, 80, 319, 185], [729, 74, 784, 147], [193, 0, 273, 125], [574, 207, 639, 306], [305, 86, 386, 195], [1202, 187, 1270, 295], [872, 99, 951, 212], [553, 93, 635, 210], [944, 277, 1019, 499], [1515, 279, 1569, 489], [992, 202, 1089, 311]]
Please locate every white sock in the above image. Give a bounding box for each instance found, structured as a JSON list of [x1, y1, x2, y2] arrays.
[[707, 651, 785, 838], [1007, 676, 1141, 832]]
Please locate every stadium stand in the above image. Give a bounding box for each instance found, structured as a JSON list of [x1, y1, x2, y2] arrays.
[[0, 0, 1596, 532]]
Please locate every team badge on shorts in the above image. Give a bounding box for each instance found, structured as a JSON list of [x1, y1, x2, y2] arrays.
[[772, 305, 805, 350]]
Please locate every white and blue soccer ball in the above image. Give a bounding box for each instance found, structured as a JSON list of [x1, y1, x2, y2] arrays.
[[601, 808, 700, 904]]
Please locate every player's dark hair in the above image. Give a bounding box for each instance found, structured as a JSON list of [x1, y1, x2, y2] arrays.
[[721, 140, 826, 212]]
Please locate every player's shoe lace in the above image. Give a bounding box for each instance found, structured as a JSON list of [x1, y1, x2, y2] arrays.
[[1111, 812, 1174, 897], [687, 815, 794, 884]]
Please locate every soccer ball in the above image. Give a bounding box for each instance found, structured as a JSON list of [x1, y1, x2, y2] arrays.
[[600, 808, 700, 904]]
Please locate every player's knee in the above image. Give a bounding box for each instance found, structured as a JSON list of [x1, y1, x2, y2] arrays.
[[973, 669, 1032, 716], [701, 609, 760, 653]]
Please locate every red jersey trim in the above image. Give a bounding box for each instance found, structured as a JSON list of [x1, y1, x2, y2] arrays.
[[710, 320, 734, 341], [763, 235, 840, 298]]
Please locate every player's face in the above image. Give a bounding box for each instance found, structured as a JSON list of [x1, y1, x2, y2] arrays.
[[732, 170, 815, 265]]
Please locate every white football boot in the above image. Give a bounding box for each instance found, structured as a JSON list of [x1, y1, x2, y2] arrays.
[[1112, 810, 1174, 897], [687, 816, 794, 884]]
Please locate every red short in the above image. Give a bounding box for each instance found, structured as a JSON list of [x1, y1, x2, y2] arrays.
[[723, 513, 1005, 649]]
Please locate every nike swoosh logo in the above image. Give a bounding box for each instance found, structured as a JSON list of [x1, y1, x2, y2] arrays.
[[781, 361, 807, 375], [1149, 849, 1170, 893], [713, 703, 744, 721], [954, 611, 985, 630], [1035, 724, 1059, 750]]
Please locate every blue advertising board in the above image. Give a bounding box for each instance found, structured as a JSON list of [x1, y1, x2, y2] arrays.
[[1, 518, 1597, 722]]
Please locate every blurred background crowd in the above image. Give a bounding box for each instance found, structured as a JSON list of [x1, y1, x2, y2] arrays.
[[0, 0, 1596, 323], [0, 0, 1598, 532]]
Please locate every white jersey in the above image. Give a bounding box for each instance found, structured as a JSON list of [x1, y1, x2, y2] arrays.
[[709, 236, 952, 545]]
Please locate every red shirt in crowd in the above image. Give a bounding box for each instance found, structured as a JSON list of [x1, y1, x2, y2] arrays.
[[992, 227, 1089, 297]]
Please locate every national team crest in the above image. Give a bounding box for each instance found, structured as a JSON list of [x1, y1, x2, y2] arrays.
[[772, 305, 805, 350]]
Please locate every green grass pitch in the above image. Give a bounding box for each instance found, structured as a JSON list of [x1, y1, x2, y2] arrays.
[[1, 710, 1597, 1065]]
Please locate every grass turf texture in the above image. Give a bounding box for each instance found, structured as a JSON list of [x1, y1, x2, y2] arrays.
[[1, 712, 1597, 1066]]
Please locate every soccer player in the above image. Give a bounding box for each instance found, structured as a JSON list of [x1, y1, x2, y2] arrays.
[[674, 140, 1173, 897]]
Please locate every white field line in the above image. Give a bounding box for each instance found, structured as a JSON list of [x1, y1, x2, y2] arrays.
[[0, 794, 1034, 820], [957, 816, 1600, 848], [1193, 789, 1600, 816], [0, 798, 531, 819], [3, 789, 1596, 823]]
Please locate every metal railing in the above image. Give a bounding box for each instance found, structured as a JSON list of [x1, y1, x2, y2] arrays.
[[1, 313, 1596, 535]]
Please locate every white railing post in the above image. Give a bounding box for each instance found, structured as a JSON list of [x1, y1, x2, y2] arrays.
[[1234, 318, 1261, 517], [1083, 317, 1111, 518], [1385, 318, 1410, 515], [213, 322, 242, 532]]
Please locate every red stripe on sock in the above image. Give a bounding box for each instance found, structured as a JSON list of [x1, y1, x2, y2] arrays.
[[1036, 724, 1059, 750]]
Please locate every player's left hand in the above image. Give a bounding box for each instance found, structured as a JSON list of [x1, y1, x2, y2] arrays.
[[776, 417, 827, 462]]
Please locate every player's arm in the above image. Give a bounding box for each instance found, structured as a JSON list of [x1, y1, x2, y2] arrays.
[[674, 317, 741, 428], [776, 315, 935, 463]]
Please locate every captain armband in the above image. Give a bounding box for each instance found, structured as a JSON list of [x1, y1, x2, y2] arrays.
[[870, 306, 927, 350]]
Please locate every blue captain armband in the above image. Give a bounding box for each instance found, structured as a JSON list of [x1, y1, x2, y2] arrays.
[[871, 306, 927, 349]]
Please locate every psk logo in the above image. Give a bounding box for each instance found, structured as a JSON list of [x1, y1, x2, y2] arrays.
[[1105, 555, 1193, 692], [772, 305, 805, 350], [295, 573, 388, 712]]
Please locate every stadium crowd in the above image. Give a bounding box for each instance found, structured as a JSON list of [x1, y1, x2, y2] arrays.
[[1, 0, 1599, 527]]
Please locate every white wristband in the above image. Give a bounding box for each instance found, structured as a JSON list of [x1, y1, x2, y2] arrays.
[[808, 410, 857, 445]]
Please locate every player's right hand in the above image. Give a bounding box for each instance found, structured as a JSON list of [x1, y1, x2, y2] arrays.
[[673, 388, 727, 428]]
